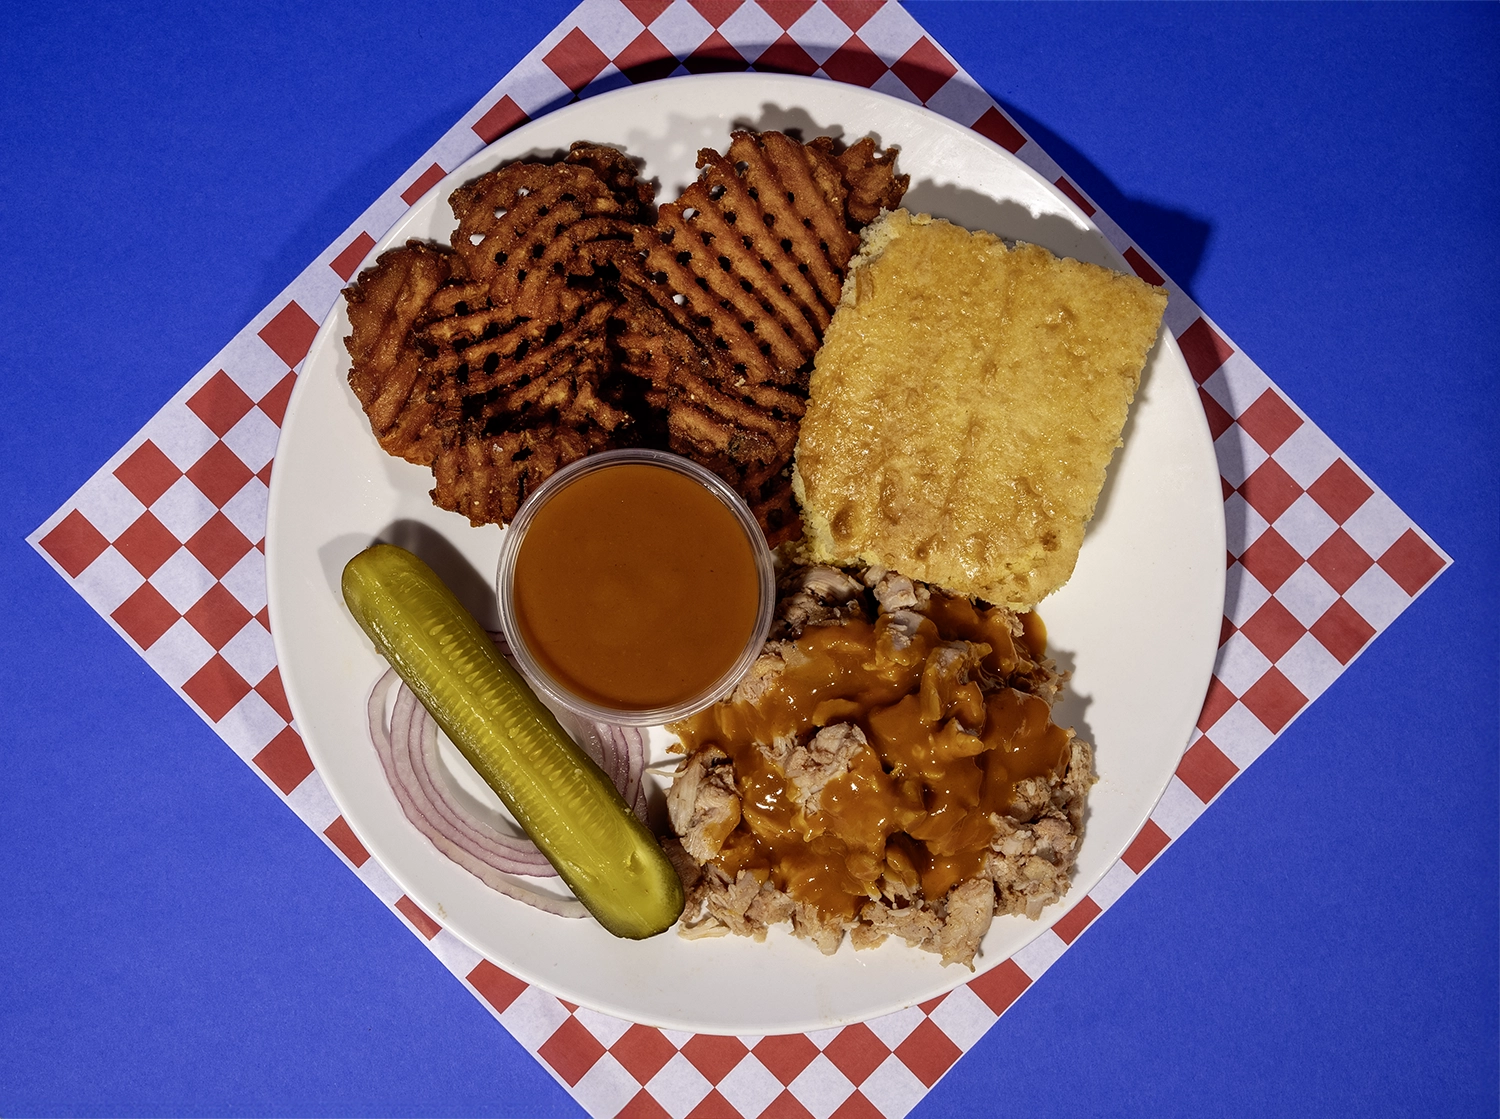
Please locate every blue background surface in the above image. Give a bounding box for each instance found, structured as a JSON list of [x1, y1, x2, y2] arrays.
[[2, 2, 1495, 1115]]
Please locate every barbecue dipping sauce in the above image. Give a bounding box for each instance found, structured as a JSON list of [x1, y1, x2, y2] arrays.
[[511, 463, 762, 712]]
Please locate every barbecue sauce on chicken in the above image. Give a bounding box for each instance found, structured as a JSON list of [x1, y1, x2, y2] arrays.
[[672, 590, 1069, 918]]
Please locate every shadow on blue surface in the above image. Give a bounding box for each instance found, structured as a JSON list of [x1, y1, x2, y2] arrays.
[[1002, 101, 1214, 302]]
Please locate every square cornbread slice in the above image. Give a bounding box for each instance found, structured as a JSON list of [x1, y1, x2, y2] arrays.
[[792, 209, 1168, 608]]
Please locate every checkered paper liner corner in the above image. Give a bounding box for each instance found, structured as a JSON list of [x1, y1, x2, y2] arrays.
[[28, 3, 1451, 1117]]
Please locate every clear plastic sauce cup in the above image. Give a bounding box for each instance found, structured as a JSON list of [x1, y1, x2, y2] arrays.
[[496, 449, 775, 726]]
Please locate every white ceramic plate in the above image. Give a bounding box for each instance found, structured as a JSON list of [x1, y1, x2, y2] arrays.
[[266, 73, 1225, 1035]]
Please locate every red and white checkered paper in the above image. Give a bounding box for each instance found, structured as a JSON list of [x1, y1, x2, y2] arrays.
[[29, 3, 1451, 1116]]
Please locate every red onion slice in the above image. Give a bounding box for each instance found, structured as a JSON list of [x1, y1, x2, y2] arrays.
[[391, 681, 555, 877], [364, 662, 656, 919], [366, 670, 587, 918], [590, 721, 651, 823]]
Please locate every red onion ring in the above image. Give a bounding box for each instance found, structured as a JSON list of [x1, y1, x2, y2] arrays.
[[364, 655, 654, 918], [389, 677, 554, 877], [593, 721, 650, 822], [367, 670, 586, 917]]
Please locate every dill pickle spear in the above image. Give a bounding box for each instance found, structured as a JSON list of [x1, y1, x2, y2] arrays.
[[341, 543, 683, 939]]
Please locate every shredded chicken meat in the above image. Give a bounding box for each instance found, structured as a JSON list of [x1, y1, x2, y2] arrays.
[[668, 563, 1096, 968]]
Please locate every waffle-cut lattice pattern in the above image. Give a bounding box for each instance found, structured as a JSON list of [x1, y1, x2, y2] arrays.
[[345, 144, 660, 528], [343, 130, 906, 544], [431, 423, 614, 527], [343, 241, 454, 466], [638, 132, 908, 391], [448, 144, 654, 320], [632, 131, 907, 546]]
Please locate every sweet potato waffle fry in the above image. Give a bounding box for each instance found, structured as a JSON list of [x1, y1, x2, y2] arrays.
[[344, 241, 455, 467], [636, 132, 906, 543], [448, 143, 652, 321], [638, 132, 907, 390], [342, 132, 907, 543]]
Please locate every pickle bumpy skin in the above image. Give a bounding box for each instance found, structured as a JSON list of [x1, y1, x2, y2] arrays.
[[341, 543, 684, 939]]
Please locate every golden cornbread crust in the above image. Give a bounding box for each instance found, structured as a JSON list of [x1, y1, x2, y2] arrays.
[[792, 210, 1168, 608]]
